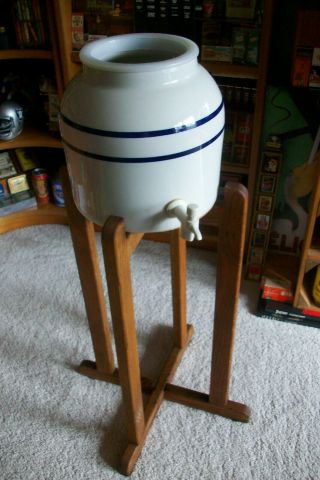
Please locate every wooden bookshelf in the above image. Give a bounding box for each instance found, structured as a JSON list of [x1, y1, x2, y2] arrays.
[[0, 0, 67, 233]]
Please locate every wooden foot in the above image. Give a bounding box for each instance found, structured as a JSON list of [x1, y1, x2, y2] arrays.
[[76, 359, 154, 392], [164, 384, 250, 422]]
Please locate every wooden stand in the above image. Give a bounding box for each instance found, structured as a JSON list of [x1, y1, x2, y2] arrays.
[[61, 167, 250, 476]]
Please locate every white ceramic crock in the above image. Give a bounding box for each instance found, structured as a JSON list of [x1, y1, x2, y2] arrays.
[[60, 33, 224, 233]]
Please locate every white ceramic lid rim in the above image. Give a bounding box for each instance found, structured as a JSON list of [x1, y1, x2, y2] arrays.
[[79, 33, 199, 73]]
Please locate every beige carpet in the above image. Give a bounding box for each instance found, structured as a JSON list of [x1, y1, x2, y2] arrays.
[[1, 224, 320, 479]]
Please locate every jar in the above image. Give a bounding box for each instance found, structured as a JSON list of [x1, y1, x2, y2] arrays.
[[60, 33, 224, 233]]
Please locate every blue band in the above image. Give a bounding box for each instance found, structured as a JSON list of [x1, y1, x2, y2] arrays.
[[60, 100, 224, 139], [62, 125, 224, 164]]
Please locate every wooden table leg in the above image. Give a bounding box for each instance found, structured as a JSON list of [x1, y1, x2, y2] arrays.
[[60, 166, 115, 375]]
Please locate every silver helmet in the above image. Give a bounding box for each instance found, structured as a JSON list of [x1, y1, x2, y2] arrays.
[[0, 101, 23, 140]]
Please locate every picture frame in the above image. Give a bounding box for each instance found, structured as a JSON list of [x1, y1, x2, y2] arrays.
[[257, 194, 273, 212], [262, 153, 281, 174], [247, 263, 262, 280], [250, 247, 264, 264], [260, 175, 276, 193], [255, 213, 270, 231], [252, 230, 267, 247]]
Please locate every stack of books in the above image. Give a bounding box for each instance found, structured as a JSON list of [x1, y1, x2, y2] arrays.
[[256, 274, 320, 329]]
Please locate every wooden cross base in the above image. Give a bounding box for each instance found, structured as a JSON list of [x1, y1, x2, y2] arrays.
[[61, 167, 250, 476]]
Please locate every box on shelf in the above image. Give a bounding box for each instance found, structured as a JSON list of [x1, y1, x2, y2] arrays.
[[71, 12, 85, 50], [201, 45, 233, 62], [14, 148, 38, 173], [309, 67, 320, 88], [226, 0, 257, 19], [0, 152, 18, 180], [260, 275, 293, 303], [232, 27, 259, 65], [291, 48, 312, 88], [7, 174, 30, 195]]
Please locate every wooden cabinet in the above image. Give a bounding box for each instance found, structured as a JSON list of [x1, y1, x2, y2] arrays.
[[0, 0, 68, 233], [52, 0, 274, 249], [293, 158, 320, 311]]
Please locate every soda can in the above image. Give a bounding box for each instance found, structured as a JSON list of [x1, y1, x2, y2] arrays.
[[51, 177, 65, 207], [31, 168, 50, 204]]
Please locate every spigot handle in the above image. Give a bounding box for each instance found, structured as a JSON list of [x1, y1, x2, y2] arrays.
[[187, 204, 199, 221], [187, 204, 202, 241]]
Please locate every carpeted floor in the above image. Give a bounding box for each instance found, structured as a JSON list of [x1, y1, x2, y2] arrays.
[[1, 224, 320, 480]]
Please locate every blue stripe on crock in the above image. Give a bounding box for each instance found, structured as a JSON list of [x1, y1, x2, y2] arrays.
[[62, 125, 224, 164], [60, 100, 224, 138]]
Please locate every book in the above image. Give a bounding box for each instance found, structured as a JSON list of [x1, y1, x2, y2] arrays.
[[14, 148, 37, 172], [0, 191, 37, 216], [256, 295, 320, 329], [291, 50, 312, 87]]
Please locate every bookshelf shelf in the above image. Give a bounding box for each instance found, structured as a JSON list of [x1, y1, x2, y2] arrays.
[[0, 49, 52, 61], [221, 163, 250, 174], [0, 203, 68, 234], [0, 127, 62, 151], [201, 61, 259, 79]]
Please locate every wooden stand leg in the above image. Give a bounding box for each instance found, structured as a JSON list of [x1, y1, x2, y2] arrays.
[[164, 183, 250, 423], [100, 218, 193, 475], [170, 229, 188, 348], [209, 182, 248, 407], [102, 217, 146, 446], [60, 166, 115, 375]]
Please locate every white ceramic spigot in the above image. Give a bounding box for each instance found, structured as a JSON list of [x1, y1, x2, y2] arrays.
[[165, 199, 203, 242]]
